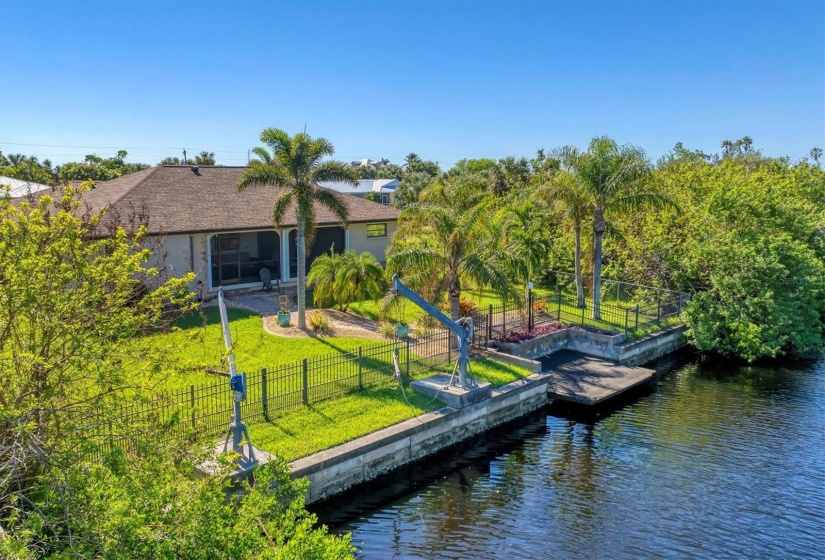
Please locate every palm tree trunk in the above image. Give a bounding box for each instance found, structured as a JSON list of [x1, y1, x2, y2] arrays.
[[574, 221, 584, 308], [448, 273, 461, 321], [297, 220, 307, 330], [593, 209, 605, 320]]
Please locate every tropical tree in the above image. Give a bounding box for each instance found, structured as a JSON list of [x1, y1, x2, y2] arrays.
[[306, 248, 346, 309], [403, 153, 422, 168], [496, 199, 553, 303], [388, 181, 513, 320], [556, 136, 672, 318], [540, 170, 590, 307], [337, 250, 385, 311], [810, 147, 822, 168], [308, 249, 385, 311], [238, 128, 358, 329], [491, 156, 531, 196]]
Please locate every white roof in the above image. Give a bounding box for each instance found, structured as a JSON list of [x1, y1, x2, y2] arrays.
[[0, 175, 51, 198], [318, 179, 399, 194]]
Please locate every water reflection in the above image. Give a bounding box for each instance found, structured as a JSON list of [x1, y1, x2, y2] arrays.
[[318, 352, 825, 559]]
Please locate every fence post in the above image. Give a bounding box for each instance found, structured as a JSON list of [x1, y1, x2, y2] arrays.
[[406, 336, 411, 378], [656, 295, 661, 323], [557, 289, 562, 321], [487, 304, 493, 341], [635, 304, 640, 331], [357, 346, 363, 390], [190, 384, 196, 430], [448, 334, 452, 364], [581, 300, 585, 325], [302, 358, 309, 405], [528, 289, 533, 332], [261, 368, 269, 420]]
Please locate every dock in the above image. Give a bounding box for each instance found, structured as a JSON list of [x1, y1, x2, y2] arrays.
[[541, 350, 655, 405]]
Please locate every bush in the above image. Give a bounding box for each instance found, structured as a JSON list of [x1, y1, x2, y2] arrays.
[[441, 296, 478, 317], [379, 321, 396, 339], [307, 311, 331, 334]]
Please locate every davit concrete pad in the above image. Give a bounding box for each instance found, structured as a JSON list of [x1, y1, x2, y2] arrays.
[[410, 373, 492, 408]]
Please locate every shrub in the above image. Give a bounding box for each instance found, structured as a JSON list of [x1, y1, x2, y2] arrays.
[[441, 296, 478, 317], [307, 311, 330, 334], [379, 321, 396, 339]]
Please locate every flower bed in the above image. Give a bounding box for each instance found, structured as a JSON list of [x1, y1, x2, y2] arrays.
[[493, 322, 617, 343]]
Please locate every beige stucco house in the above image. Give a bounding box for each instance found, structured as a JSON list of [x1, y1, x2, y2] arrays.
[[60, 165, 399, 293]]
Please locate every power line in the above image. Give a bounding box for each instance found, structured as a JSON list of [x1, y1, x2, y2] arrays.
[[0, 142, 248, 154]]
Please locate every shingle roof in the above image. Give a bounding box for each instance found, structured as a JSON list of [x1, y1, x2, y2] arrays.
[[73, 166, 400, 235]]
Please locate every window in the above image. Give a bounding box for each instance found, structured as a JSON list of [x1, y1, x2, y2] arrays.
[[366, 223, 387, 238]]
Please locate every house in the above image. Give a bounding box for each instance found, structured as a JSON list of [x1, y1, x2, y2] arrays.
[[317, 178, 400, 205], [1, 175, 51, 198], [34, 166, 399, 293]]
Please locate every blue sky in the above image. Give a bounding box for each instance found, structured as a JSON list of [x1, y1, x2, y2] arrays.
[[1, 0, 822, 167]]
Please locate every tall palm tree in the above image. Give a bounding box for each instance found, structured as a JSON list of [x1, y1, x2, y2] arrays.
[[810, 147, 823, 168], [556, 136, 672, 319], [541, 171, 590, 308], [403, 153, 421, 169], [387, 181, 513, 320], [238, 128, 358, 329]]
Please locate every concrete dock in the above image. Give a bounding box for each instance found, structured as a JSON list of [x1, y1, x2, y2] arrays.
[[541, 350, 655, 405]]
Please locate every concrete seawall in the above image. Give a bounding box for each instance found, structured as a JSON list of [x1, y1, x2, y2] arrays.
[[493, 324, 687, 365], [290, 371, 550, 504]]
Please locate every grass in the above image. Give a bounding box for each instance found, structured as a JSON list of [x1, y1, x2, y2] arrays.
[[248, 357, 532, 462], [128, 308, 384, 392]]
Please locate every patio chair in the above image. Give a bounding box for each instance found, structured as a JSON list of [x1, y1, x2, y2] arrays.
[[259, 268, 279, 293]]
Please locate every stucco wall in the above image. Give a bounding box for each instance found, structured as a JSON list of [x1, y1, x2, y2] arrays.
[[348, 221, 397, 263], [144, 233, 208, 290]]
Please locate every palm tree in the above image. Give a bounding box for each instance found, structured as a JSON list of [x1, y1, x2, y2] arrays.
[[541, 171, 590, 308], [403, 153, 421, 169], [238, 128, 358, 329], [306, 248, 345, 309], [336, 250, 385, 311], [387, 181, 513, 320], [556, 136, 672, 319], [810, 147, 823, 168], [497, 199, 552, 304]]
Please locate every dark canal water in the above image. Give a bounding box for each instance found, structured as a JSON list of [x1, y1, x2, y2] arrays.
[[315, 352, 825, 559]]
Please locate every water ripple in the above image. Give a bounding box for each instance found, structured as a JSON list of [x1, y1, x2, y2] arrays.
[[322, 354, 825, 559]]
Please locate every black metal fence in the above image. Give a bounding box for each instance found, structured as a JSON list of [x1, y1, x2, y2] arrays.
[[469, 286, 687, 347], [88, 329, 455, 458]]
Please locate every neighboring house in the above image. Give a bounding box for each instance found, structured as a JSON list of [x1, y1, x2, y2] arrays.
[[23, 166, 399, 293], [0, 175, 51, 198], [318, 178, 399, 205]]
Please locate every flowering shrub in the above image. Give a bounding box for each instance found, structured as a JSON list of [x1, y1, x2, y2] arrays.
[[441, 296, 478, 317]]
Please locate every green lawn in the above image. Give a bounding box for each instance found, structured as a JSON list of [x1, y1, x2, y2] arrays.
[[129, 308, 383, 392], [248, 357, 533, 462]]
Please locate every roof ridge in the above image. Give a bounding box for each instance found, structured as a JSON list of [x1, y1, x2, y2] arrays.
[[106, 165, 162, 207]]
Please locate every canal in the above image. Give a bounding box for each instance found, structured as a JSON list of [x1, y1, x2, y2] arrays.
[[315, 351, 825, 559]]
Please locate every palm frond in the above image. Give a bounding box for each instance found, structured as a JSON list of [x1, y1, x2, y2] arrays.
[[238, 165, 290, 191], [312, 161, 358, 185], [312, 187, 350, 226], [271, 191, 293, 227]]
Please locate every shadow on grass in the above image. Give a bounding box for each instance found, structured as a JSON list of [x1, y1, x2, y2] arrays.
[[169, 307, 258, 331]]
